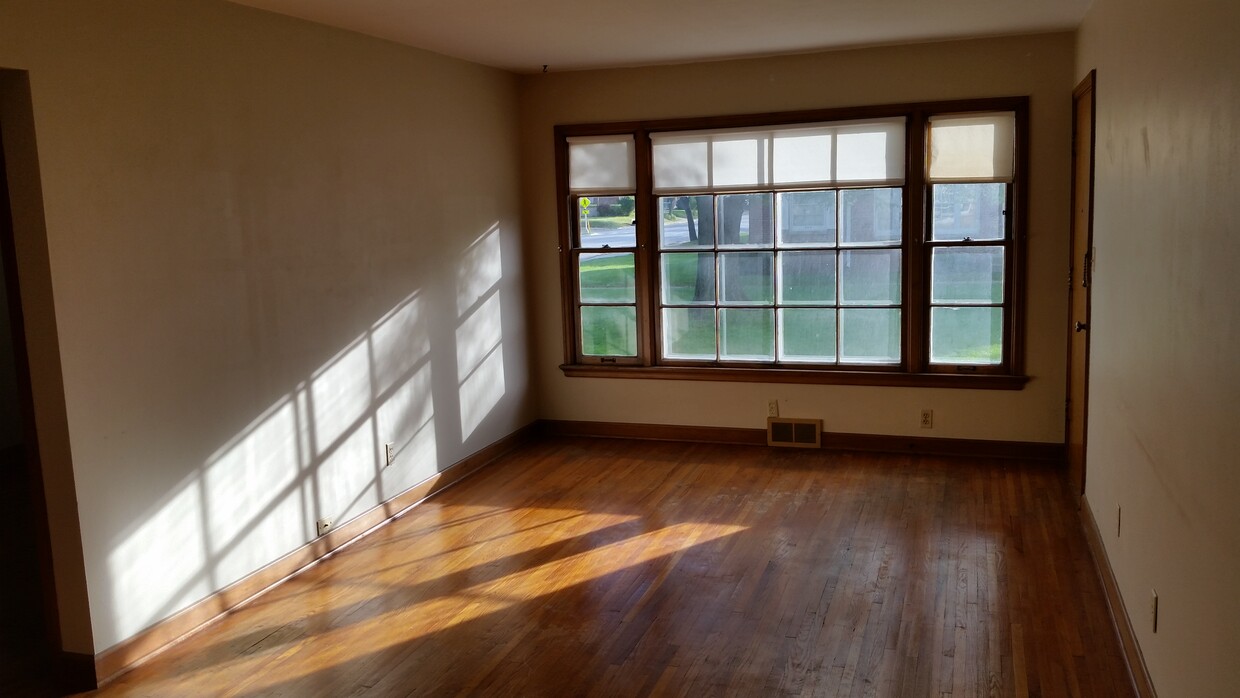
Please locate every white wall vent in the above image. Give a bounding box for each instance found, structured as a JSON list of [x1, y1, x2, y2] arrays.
[[767, 417, 822, 448]]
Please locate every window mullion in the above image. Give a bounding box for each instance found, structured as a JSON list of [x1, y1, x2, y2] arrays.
[[635, 129, 655, 365], [906, 111, 928, 373]]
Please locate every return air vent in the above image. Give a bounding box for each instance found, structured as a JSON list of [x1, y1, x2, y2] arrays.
[[767, 417, 822, 448]]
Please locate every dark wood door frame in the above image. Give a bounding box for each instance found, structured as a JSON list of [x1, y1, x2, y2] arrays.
[[0, 68, 97, 691], [1065, 71, 1097, 498], [0, 104, 65, 687]]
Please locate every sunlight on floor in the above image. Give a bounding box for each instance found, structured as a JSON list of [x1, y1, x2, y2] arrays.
[[115, 505, 746, 695]]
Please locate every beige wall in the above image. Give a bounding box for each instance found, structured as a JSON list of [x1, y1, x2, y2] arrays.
[[1077, 1, 1240, 696], [520, 33, 1075, 443], [1, 0, 532, 652]]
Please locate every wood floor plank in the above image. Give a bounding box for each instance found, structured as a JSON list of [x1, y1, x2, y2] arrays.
[[80, 437, 1134, 697]]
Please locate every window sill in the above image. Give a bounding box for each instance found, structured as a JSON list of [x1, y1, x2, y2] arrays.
[[559, 364, 1030, 390]]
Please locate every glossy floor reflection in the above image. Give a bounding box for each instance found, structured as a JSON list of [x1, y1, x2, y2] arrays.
[[84, 437, 1134, 697]]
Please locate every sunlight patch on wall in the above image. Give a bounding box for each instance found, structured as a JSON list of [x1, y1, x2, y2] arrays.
[[370, 292, 431, 396], [203, 398, 306, 586], [457, 223, 503, 315], [457, 293, 504, 439], [106, 477, 211, 638], [456, 224, 507, 440], [311, 336, 374, 455], [316, 416, 380, 521], [103, 290, 445, 644], [376, 362, 436, 487]]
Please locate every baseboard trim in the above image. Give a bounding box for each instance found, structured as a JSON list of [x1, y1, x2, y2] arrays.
[[540, 419, 767, 446], [93, 422, 538, 684], [538, 420, 1062, 460], [1080, 493, 1158, 698]]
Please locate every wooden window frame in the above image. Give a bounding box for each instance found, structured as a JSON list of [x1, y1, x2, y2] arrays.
[[555, 98, 1030, 390]]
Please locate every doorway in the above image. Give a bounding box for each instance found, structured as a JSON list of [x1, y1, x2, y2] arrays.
[[0, 120, 57, 697], [1066, 71, 1096, 498]]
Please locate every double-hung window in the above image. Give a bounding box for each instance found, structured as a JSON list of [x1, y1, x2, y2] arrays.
[[652, 119, 906, 366], [556, 98, 1028, 388], [925, 112, 1017, 368]]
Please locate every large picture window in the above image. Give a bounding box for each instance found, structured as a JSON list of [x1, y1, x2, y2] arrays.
[[556, 99, 1028, 388]]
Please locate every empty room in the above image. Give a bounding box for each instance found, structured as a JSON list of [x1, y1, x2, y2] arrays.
[[0, 0, 1235, 696]]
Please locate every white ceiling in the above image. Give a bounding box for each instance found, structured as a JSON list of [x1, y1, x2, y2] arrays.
[[228, 0, 1091, 74]]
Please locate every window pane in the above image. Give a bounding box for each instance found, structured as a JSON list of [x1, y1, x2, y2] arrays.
[[931, 247, 1004, 304], [578, 195, 636, 248], [719, 252, 774, 305], [773, 130, 833, 185], [662, 307, 716, 360], [931, 306, 1002, 364], [839, 308, 901, 363], [717, 194, 773, 247], [777, 191, 836, 246], [928, 112, 1016, 182], [659, 195, 714, 249], [661, 253, 715, 305], [840, 188, 901, 245], [651, 132, 773, 190], [839, 250, 901, 305], [713, 135, 769, 188], [931, 184, 1005, 241], [581, 306, 637, 357], [579, 252, 635, 303], [652, 139, 709, 190], [779, 308, 837, 363], [836, 121, 906, 182], [720, 308, 774, 361], [568, 135, 635, 192], [778, 251, 836, 305]]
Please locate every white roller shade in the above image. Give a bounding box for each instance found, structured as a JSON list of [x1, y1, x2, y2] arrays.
[[837, 121, 905, 182], [568, 135, 635, 193], [928, 112, 1016, 182], [652, 118, 905, 193], [712, 135, 769, 187], [772, 128, 833, 185]]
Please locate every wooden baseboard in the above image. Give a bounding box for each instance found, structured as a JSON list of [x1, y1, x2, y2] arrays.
[[538, 419, 1062, 461], [94, 422, 538, 684], [540, 419, 767, 446], [1080, 493, 1158, 698]]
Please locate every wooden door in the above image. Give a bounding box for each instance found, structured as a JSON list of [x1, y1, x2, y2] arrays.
[[1066, 72, 1096, 497]]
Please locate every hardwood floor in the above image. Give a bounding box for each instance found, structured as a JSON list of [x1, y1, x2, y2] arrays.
[[83, 437, 1134, 697]]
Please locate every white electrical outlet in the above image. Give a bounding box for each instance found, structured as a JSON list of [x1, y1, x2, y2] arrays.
[[316, 518, 334, 536], [920, 409, 933, 428], [767, 399, 780, 417], [385, 442, 395, 466]]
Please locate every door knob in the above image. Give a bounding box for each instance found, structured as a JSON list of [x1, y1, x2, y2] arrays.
[[1075, 321, 1088, 332]]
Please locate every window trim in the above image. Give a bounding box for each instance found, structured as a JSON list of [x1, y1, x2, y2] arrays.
[[555, 98, 1030, 390]]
